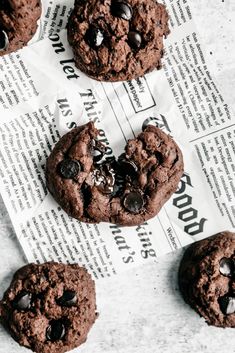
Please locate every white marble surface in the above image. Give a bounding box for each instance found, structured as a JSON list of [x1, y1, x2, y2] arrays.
[[0, 1, 235, 352]]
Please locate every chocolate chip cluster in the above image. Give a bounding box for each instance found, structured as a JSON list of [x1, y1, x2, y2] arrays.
[[85, 1, 142, 50], [13, 290, 78, 342]]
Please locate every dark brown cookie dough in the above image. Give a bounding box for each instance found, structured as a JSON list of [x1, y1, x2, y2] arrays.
[[0, 0, 41, 56], [0, 262, 97, 353], [179, 231, 235, 327], [67, 0, 169, 82], [46, 122, 184, 226]]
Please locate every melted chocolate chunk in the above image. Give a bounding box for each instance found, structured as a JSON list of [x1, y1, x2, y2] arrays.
[[58, 159, 81, 179], [112, 168, 125, 196], [46, 320, 66, 342], [128, 31, 142, 49], [92, 149, 104, 163], [0, 30, 8, 51], [85, 26, 104, 49], [123, 191, 144, 213], [111, 1, 133, 21], [57, 290, 77, 307], [118, 157, 138, 177], [93, 164, 115, 194], [92, 140, 107, 163], [219, 258, 234, 277], [219, 296, 235, 315], [13, 292, 32, 310]]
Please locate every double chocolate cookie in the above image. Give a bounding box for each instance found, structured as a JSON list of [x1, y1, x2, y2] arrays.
[[0, 262, 97, 353], [46, 122, 184, 226], [67, 0, 169, 81], [0, 0, 41, 56], [179, 231, 235, 327]]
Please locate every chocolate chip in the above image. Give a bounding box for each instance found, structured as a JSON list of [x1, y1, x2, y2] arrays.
[[13, 291, 32, 310], [46, 320, 66, 342], [0, 30, 9, 51], [58, 159, 81, 179], [126, 161, 138, 174], [123, 191, 144, 213], [155, 152, 164, 165], [118, 159, 138, 177], [57, 290, 77, 307], [219, 258, 234, 277], [85, 26, 104, 49], [219, 296, 235, 315], [111, 2, 133, 21], [128, 31, 142, 49]]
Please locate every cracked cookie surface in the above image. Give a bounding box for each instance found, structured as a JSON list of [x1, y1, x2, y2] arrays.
[[0, 0, 41, 56], [67, 0, 169, 82], [179, 231, 235, 327], [46, 122, 184, 226], [0, 262, 97, 353]]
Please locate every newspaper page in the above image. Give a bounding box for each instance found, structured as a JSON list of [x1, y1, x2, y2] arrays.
[[33, 0, 73, 40], [0, 0, 234, 279]]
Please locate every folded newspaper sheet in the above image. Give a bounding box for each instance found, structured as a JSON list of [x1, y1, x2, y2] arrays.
[[0, 0, 234, 279]]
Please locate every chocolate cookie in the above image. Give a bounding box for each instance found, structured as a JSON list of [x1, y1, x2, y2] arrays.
[[0, 262, 97, 353], [46, 122, 184, 226], [179, 231, 235, 327], [67, 0, 169, 82], [0, 0, 41, 56]]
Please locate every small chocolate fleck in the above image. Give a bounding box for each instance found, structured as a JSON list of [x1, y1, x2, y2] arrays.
[[57, 290, 77, 307], [13, 291, 32, 310], [58, 159, 81, 179], [219, 296, 235, 315], [0, 30, 9, 51], [128, 31, 142, 49], [46, 320, 66, 342], [219, 258, 234, 277], [111, 2, 133, 21], [123, 191, 144, 213], [85, 26, 104, 49]]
